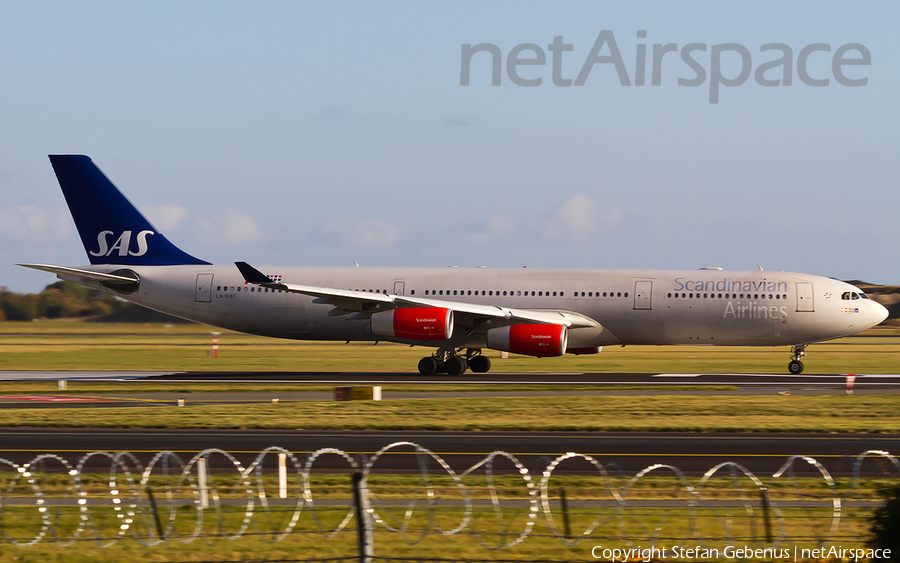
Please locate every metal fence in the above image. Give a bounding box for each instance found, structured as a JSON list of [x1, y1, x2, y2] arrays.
[[1, 442, 897, 561]]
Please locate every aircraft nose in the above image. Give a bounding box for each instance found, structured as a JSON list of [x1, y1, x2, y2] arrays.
[[872, 301, 889, 326]]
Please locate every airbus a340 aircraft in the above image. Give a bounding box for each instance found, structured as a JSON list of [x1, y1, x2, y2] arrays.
[[21, 156, 888, 375]]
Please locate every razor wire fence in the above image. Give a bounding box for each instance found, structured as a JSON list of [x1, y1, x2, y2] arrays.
[[0, 443, 898, 561]]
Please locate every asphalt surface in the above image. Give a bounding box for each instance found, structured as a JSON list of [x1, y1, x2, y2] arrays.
[[2, 370, 899, 387], [0, 370, 896, 479], [0, 429, 897, 478]]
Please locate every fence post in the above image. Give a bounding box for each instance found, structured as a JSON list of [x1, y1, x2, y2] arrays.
[[560, 486, 572, 539], [760, 487, 772, 543], [146, 486, 165, 540], [198, 457, 209, 509], [352, 472, 373, 563], [278, 453, 287, 499]]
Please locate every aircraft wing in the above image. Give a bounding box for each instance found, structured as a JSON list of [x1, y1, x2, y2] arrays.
[[235, 261, 599, 329]]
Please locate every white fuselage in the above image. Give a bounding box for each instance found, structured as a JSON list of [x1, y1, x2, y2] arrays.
[[68, 265, 887, 350]]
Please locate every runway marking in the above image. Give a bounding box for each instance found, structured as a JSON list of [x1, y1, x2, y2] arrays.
[[652, 374, 703, 377]]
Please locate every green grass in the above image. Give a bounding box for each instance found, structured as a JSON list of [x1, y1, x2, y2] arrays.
[[0, 394, 897, 432], [1, 319, 899, 373], [0, 503, 874, 562]]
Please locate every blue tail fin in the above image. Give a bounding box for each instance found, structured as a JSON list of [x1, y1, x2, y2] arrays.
[[49, 155, 209, 266]]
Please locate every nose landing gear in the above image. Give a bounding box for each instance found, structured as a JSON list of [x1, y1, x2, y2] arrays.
[[417, 348, 491, 376], [788, 344, 807, 374]]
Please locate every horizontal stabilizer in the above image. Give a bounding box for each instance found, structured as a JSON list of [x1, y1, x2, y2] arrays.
[[17, 264, 139, 284]]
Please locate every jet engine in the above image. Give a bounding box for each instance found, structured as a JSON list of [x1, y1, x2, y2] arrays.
[[486, 324, 567, 357], [370, 307, 453, 342]]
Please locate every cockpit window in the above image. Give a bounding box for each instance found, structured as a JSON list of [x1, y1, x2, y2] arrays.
[[859, 292, 869, 299], [851, 293, 859, 300], [841, 292, 851, 300]]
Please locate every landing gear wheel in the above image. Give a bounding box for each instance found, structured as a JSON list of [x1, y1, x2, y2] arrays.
[[788, 360, 804, 375], [469, 355, 491, 373], [445, 356, 468, 376], [418, 357, 438, 376]]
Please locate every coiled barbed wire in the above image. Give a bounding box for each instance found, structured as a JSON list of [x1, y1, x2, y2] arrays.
[[0, 444, 895, 549]]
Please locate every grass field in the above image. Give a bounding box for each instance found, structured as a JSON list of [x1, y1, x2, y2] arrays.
[[1, 319, 899, 374], [1, 320, 899, 432], [0, 394, 897, 432], [0, 320, 896, 559]]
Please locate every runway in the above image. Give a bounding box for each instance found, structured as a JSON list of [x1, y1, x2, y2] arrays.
[[0, 429, 896, 478], [2, 370, 899, 389], [0, 371, 895, 479]]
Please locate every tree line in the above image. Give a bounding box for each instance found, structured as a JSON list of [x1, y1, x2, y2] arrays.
[[0, 281, 127, 321]]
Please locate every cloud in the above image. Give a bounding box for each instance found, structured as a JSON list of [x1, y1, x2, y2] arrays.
[[465, 215, 515, 245], [323, 219, 400, 249], [143, 204, 188, 231], [543, 195, 621, 242], [0, 205, 73, 244], [197, 209, 263, 244]]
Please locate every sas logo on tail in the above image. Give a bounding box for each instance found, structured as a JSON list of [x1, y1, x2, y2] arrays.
[[90, 230, 154, 257]]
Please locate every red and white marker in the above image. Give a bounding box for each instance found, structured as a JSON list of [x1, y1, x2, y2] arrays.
[[210, 332, 221, 358], [846, 374, 857, 395]]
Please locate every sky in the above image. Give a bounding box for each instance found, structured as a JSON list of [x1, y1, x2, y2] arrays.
[[1, 1, 898, 293]]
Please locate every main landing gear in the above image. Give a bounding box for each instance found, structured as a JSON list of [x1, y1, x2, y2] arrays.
[[417, 349, 492, 376], [788, 344, 807, 374]]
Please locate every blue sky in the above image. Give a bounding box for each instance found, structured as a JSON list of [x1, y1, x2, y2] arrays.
[[1, 1, 897, 292]]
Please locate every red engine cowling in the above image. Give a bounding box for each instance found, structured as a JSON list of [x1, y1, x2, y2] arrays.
[[486, 324, 567, 357], [370, 307, 453, 342]]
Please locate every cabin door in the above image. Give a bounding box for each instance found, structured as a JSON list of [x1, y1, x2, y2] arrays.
[[634, 281, 652, 310]]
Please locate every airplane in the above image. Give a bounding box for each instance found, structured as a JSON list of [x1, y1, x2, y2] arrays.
[[19, 155, 889, 376]]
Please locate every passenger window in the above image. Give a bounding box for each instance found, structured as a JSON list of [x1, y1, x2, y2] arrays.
[[624, 292, 628, 297], [588, 292, 593, 297], [618, 292, 622, 298], [672, 293, 677, 298]]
